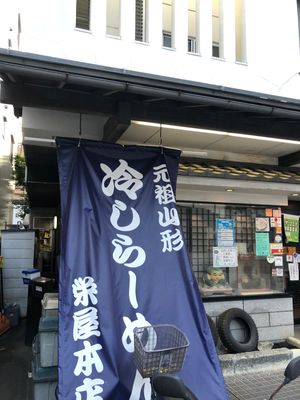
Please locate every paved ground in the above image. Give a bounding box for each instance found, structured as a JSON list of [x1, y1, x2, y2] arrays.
[[1, 320, 300, 399], [0, 318, 33, 400], [224, 325, 300, 399], [225, 369, 300, 400]]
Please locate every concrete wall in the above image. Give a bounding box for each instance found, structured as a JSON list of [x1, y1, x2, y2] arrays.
[[204, 296, 294, 343]]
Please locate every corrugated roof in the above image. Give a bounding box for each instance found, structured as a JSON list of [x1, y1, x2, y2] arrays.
[[178, 161, 300, 183]]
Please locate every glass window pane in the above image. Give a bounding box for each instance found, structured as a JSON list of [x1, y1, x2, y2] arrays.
[[76, 0, 90, 30], [106, 0, 120, 36], [136, 0, 148, 42], [212, 0, 220, 57], [235, 0, 246, 62], [162, 0, 173, 47], [178, 203, 285, 297]]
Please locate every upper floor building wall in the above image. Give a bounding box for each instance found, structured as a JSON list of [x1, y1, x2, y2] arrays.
[[0, 102, 23, 227], [1, 0, 300, 99]]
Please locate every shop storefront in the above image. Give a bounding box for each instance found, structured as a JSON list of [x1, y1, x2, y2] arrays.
[[2, 50, 300, 345], [179, 203, 286, 297], [176, 196, 300, 342]]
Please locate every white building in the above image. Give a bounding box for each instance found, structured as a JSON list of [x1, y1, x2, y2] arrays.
[[1, 0, 300, 343], [1, 0, 300, 98], [0, 102, 23, 229]]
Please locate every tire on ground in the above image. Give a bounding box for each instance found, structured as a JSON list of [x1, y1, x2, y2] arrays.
[[207, 314, 219, 346], [217, 308, 258, 353]]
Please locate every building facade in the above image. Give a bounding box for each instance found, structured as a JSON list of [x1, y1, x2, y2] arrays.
[[0, 103, 23, 229], [1, 0, 300, 98], [1, 0, 300, 342]]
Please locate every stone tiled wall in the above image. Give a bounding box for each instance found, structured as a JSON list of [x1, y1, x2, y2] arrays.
[[204, 297, 294, 343]]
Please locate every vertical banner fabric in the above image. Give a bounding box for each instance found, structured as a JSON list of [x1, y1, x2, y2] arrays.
[[56, 138, 227, 400]]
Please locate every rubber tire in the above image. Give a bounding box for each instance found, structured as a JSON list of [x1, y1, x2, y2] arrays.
[[217, 308, 258, 353], [207, 315, 219, 346]]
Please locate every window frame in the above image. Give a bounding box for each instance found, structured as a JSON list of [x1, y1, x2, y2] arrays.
[[178, 202, 285, 297]]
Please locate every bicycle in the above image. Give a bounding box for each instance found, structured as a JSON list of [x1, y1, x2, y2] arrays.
[[134, 324, 300, 400], [268, 355, 300, 400], [133, 324, 197, 400]]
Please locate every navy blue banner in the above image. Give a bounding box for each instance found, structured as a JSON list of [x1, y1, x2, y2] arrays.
[[56, 137, 227, 400]]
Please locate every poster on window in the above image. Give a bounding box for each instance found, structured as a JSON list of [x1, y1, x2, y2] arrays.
[[270, 243, 284, 255], [255, 232, 270, 256], [288, 261, 299, 281], [56, 138, 227, 400], [255, 217, 270, 232], [284, 214, 300, 243], [270, 217, 282, 228], [272, 268, 283, 277], [216, 219, 235, 247], [274, 256, 283, 267], [213, 247, 238, 268]]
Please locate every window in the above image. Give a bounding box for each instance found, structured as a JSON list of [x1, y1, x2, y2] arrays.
[[162, 0, 173, 48], [212, 0, 221, 57], [235, 0, 246, 62], [212, 43, 220, 58], [135, 0, 147, 42], [106, 0, 120, 36], [9, 134, 14, 164], [178, 203, 285, 297], [76, 0, 90, 30], [188, 37, 197, 53], [162, 31, 172, 48], [188, 0, 197, 53], [297, 0, 300, 51]]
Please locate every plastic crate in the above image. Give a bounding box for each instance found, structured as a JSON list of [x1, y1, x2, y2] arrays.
[[39, 317, 58, 367], [32, 334, 40, 356], [31, 353, 58, 400], [41, 293, 58, 318], [134, 325, 189, 378], [22, 268, 40, 284]]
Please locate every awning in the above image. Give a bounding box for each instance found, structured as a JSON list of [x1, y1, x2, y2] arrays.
[[23, 143, 300, 208], [1, 48, 300, 143], [2, 49, 300, 208]]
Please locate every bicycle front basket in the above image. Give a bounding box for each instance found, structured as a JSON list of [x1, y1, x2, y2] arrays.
[[133, 324, 189, 378]]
